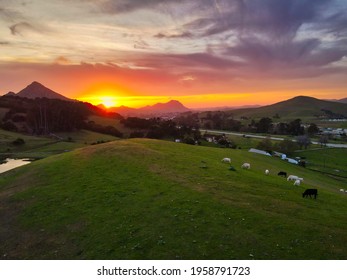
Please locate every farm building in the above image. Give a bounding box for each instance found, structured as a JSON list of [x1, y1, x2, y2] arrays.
[[248, 148, 271, 156]]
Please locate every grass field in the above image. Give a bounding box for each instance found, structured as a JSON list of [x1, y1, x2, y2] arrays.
[[1, 138, 347, 260], [0, 129, 119, 159], [294, 148, 347, 178]]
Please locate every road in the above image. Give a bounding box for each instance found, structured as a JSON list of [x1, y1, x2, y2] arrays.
[[202, 129, 347, 148]]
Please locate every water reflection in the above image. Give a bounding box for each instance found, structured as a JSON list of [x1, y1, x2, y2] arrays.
[[0, 158, 31, 174]]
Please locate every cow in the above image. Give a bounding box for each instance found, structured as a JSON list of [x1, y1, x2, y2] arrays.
[[302, 189, 318, 199], [293, 179, 301, 186], [265, 169, 269, 175], [241, 163, 251, 169], [287, 175, 298, 181], [277, 171, 287, 178], [221, 158, 231, 163]]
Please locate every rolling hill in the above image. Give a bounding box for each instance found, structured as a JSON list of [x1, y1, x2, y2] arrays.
[[1, 138, 347, 259], [228, 96, 347, 120], [338, 98, 347, 104]]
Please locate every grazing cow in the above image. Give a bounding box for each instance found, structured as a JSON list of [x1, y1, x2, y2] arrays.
[[265, 169, 269, 175], [287, 175, 299, 181], [302, 189, 318, 199], [340, 189, 344, 192], [221, 158, 231, 163], [293, 179, 301, 186], [241, 163, 251, 169], [277, 171, 287, 178]]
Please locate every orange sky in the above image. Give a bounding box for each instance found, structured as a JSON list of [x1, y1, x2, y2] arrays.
[[1, 0, 346, 108]]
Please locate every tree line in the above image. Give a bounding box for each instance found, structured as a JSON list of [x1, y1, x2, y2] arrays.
[[190, 111, 320, 136], [120, 117, 201, 143], [0, 96, 122, 136]]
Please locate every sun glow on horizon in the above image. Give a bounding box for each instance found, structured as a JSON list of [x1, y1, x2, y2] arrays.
[[78, 95, 118, 108], [100, 96, 117, 108]]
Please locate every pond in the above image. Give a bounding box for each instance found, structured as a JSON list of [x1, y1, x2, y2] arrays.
[[0, 158, 32, 174]]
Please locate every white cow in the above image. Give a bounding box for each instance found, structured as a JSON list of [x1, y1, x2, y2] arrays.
[[340, 189, 344, 192], [287, 175, 299, 181], [293, 179, 301, 186], [265, 169, 269, 175], [288, 175, 304, 182], [241, 163, 251, 169], [221, 158, 231, 163]]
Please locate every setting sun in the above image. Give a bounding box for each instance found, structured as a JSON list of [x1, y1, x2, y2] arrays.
[[100, 96, 117, 108]]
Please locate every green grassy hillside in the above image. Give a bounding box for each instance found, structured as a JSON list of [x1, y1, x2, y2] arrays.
[[294, 148, 347, 178], [229, 96, 347, 121], [1, 139, 347, 259], [0, 129, 119, 159]]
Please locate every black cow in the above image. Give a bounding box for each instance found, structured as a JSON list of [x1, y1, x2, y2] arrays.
[[277, 171, 287, 178], [302, 189, 318, 199]]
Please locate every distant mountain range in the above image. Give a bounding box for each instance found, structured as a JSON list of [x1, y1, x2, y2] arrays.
[[5, 81, 71, 101], [194, 104, 261, 111], [2, 81, 347, 119], [101, 100, 191, 116]]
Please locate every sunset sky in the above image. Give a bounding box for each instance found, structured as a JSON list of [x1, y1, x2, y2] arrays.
[[0, 0, 346, 108]]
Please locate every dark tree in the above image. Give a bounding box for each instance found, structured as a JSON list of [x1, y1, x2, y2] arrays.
[[275, 139, 299, 156], [256, 117, 273, 133], [307, 123, 319, 136], [274, 122, 289, 135], [296, 135, 311, 149], [288, 119, 304, 135]]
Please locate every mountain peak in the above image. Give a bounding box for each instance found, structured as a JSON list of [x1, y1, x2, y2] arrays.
[[30, 81, 42, 86], [140, 100, 189, 113], [16, 81, 70, 101]]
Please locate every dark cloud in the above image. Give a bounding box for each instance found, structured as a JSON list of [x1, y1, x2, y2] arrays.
[[97, 0, 185, 14], [90, 0, 229, 18], [154, 31, 193, 39], [10, 21, 35, 35], [128, 52, 244, 75], [9, 21, 52, 36], [227, 38, 321, 66], [176, 0, 333, 39], [174, 0, 347, 79]]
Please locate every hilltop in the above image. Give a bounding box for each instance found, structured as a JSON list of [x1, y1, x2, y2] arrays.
[[6, 81, 71, 101], [228, 96, 347, 120], [1, 138, 347, 259]]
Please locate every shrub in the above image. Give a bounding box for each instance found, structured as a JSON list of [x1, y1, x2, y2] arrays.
[[12, 138, 25, 146]]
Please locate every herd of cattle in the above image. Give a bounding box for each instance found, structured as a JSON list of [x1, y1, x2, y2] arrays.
[[221, 157, 318, 199]]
